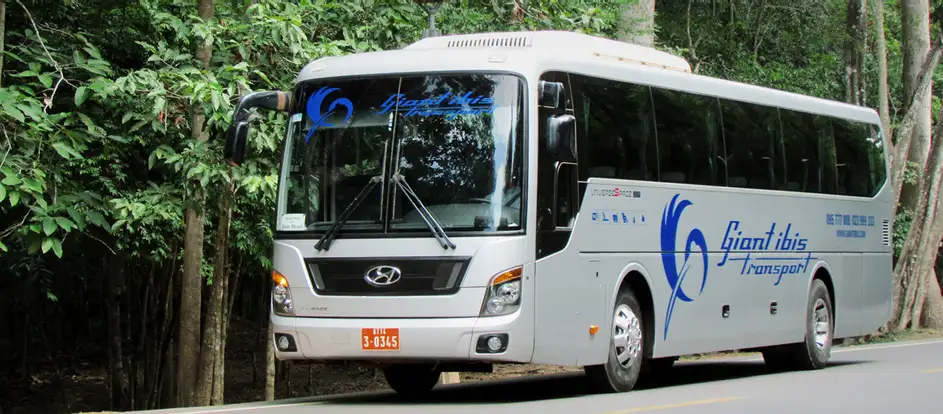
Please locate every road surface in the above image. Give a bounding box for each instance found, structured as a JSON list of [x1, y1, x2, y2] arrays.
[[144, 338, 943, 414]]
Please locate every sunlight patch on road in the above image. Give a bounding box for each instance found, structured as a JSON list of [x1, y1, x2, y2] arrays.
[[603, 396, 746, 414]]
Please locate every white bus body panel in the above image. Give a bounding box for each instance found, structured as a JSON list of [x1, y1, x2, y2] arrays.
[[532, 180, 893, 365]]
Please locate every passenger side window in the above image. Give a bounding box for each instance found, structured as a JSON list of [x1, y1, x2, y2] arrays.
[[867, 126, 888, 195], [719, 99, 780, 189], [833, 118, 878, 197], [569, 74, 659, 183], [816, 116, 840, 195], [779, 109, 819, 193], [650, 88, 725, 186]]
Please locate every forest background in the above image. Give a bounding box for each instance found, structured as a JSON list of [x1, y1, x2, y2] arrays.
[[1, 0, 942, 413]]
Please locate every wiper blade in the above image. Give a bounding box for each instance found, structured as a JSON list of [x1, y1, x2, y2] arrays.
[[314, 175, 383, 252], [392, 173, 456, 250]]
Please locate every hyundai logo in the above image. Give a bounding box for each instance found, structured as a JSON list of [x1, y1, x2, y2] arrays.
[[364, 265, 402, 287]]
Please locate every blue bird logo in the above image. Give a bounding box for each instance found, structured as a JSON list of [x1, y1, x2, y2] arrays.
[[659, 194, 709, 341], [304, 86, 354, 143]]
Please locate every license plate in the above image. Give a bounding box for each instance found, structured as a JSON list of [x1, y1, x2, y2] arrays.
[[361, 328, 400, 351]]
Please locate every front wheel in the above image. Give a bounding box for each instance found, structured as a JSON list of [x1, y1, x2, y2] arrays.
[[383, 364, 441, 396], [585, 289, 645, 393]]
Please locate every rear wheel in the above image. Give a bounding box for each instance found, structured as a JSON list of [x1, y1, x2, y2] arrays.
[[762, 279, 833, 371], [585, 289, 645, 393], [383, 364, 441, 396]]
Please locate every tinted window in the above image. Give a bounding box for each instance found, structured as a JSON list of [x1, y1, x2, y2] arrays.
[[650, 88, 725, 186], [569, 74, 658, 182], [719, 99, 780, 189], [833, 118, 883, 197], [867, 125, 888, 195], [779, 109, 821, 193]]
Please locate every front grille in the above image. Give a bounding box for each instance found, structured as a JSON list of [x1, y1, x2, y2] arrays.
[[306, 257, 471, 296]]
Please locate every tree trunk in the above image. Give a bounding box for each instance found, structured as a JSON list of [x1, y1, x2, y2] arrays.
[[922, 269, 943, 329], [0, 0, 6, 87], [891, 105, 943, 331], [265, 319, 276, 401], [617, 0, 655, 47], [844, 0, 868, 105], [889, 36, 943, 211], [178, 197, 205, 407], [897, 0, 932, 210], [196, 182, 232, 406], [870, 0, 891, 135], [440, 372, 460, 385], [180, 0, 215, 406], [107, 252, 129, 411]]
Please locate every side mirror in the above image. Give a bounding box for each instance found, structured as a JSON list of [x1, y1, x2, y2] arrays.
[[224, 121, 249, 166], [222, 90, 291, 167], [545, 113, 577, 161], [538, 81, 566, 113]]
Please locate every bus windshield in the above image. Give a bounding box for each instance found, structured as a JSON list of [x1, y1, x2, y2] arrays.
[[277, 73, 526, 236]]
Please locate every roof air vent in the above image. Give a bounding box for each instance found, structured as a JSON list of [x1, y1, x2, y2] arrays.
[[446, 36, 532, 48]]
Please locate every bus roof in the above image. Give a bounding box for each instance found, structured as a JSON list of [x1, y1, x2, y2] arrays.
[[295, 30, 881, 127]]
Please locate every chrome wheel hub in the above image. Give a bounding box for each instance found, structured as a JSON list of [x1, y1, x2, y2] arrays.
[[812, 298, 830, 350], [613, 304, 642, 367]]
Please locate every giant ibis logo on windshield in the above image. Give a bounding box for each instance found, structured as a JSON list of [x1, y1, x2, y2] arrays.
[[304, 86, 354, 143], [376, 91, 497, 119], [364, 265, 403, 287]]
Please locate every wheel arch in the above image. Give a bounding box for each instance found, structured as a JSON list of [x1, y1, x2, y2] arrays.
[[808, 261, 836, 328], [613, 263, 657, 359]]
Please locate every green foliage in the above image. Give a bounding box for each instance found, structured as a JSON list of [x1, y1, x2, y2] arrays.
[[0, 0, 622, 306]]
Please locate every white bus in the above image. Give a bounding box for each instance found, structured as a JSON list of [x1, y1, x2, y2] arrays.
[[223, 30, 894, 395]]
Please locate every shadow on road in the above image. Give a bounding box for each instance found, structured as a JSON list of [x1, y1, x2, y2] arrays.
[[321, 359, 870, 406]]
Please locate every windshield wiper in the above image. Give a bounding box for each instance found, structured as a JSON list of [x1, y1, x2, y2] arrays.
[[314, 175, 383, 252], [392, 173, 456, 250]]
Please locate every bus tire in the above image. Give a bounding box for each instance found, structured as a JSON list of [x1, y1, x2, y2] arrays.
[[383, 364, 440, 396], [793, 278, 834, 370], [762, 279, 833, 371], [585, 289, 645, 393]]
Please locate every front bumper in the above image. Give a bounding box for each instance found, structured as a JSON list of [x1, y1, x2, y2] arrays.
[[271, 310, 534, 364]]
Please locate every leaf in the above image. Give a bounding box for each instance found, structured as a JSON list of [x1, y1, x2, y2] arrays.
[[43, 217, 57, 236], [0, 240, 7, 252], [52, 142, 75, 159], [41, 237, 53, 254], [39, 74, 53, 88], [87, 211, 109, 228], [51, 239, 63, 258], [23, 178, 43, 192], [9, 191, 20, 207], [75, 86, 90, 107], [0, 186, 5, 203], [16, 103, 43, 121], [2, 104, 25, 123], [54, 217, 75, 232], [2, 175, 20, 186]]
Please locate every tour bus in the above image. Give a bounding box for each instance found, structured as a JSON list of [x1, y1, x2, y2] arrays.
[[223, 30, 893, 395]]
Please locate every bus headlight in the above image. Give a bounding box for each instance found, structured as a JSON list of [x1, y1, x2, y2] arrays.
[[480, 266, 522, 317], [272, 270, 294, 316]]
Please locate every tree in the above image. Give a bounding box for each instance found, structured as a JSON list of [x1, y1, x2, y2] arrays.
[[885, 0, 943, 332], [618, 0, 655, 47]]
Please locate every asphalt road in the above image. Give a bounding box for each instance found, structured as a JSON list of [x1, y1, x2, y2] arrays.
[[145, 338, 943, 414]]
